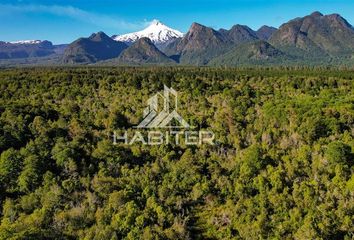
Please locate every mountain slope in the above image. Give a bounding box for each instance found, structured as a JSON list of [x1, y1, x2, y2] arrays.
[[0, 40, 55, 59], [219, 24, 259, 44], [63, 32, 128, 63], [164, 22, 231, 65], [112, 20, 183, 48], [270, 12, 354, 57], [115, 37, 175, 64], [209, 40, 290, 65]]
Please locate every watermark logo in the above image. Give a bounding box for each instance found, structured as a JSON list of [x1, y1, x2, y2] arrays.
[[137, 85, 190, 129], [113, 85, 214, 145]]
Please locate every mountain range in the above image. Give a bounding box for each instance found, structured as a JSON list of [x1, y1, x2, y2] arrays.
[[0, 12, 353, 66], [0, 40, 56, 59]]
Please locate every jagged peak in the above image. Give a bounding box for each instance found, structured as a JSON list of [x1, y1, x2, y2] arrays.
[[89, 31, 111, 41], [190, 22, 205, 29], [229, 24, 256, 33], [231, 24, 251, 29], [257, 25, 277, 31], [310, 11, 324, 17], [189, 22, 215, 33]]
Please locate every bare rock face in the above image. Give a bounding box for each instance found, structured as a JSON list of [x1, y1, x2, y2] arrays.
[[163, 22, 230, 65], [270, 12, 354, 56]]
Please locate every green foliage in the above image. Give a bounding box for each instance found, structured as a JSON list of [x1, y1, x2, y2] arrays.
[[0, 67, 353, 239], [325, 141, 353, 165], [0, 148, 22, 192]]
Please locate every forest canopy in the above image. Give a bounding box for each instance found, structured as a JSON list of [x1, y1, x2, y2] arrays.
[[0, 67, 353, 239]]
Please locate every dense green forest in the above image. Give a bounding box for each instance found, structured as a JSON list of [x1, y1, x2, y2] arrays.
[[0, 67, 353, 239]]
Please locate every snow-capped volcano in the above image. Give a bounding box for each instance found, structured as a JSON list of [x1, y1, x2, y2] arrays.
[[112, 20, 183, 45]]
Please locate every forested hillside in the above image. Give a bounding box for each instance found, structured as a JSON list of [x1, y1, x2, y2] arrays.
[[0, 67, 353, 239]]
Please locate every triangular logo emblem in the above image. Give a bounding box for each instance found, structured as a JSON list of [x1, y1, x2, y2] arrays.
[[136, 85, 190, 129]]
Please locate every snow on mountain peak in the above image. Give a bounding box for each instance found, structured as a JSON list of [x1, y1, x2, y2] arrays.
[[112, 20, 183, 45], [9, 40, 43, 44], [150, 19, 163, 26]]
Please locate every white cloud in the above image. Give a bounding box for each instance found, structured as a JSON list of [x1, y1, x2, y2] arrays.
[[0, 4, 146, 31]]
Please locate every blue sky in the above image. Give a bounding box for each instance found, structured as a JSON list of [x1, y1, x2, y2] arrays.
[[0, 0, 353, 44]]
